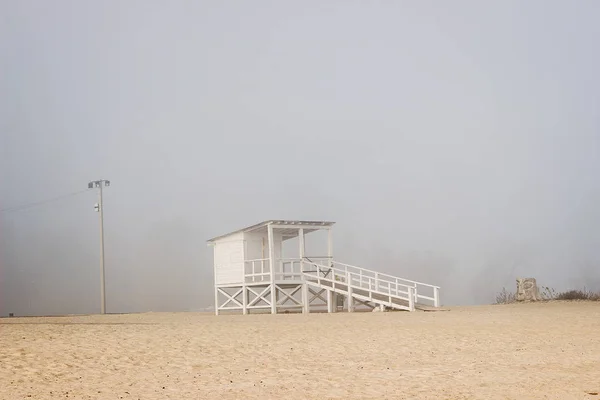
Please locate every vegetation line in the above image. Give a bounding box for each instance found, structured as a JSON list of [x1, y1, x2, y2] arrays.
[[495, 286, 600, 304]]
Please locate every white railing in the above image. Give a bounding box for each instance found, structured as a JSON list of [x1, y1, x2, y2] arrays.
[[241, 257, 440, 308], [244, 258, 271, 282], [331, 261, 440, 307], [301, 260, 415, 311], [276, 258, 303, 281], [301, 260, 440, 308], [244, 257, 331, 283]]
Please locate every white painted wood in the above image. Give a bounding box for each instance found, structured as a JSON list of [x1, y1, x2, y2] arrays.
[[275, 284, 303, 305], [208, 221, 334, 244], [279, 238, 283, 277], [309, 288, 327, 303], [359, 269, 363, 288], [217, 287, 244, 308], [213, 233, 245, 285], [302, 260, 419, 311], [347, 285, 354, 312], [353, 297, 376, 310], [268, 224, 276, 314], [209, 220, 440, 315], [302, 283, 309, 314], [270, 223, 332, 231], [332, 260, 441, 290], [244, 230, 283, 275], [327, 228, 333, 260], [299, 228, 305, 284], [299, 229, 305, 257], [214, 287, 219, 315], [247, 285, 271, 307]]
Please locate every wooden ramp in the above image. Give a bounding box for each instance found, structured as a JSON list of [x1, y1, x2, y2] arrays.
[[301, 260, 442, 312]]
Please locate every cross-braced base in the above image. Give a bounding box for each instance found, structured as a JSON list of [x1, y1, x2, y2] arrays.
[[215, 281, 387, 315], [215, 282, 308, 315]]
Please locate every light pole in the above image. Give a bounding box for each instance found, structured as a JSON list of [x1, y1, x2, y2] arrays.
[[88, 179, 110, 314]]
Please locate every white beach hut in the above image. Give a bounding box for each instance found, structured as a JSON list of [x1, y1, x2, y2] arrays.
[[207, 220, 440, 315]]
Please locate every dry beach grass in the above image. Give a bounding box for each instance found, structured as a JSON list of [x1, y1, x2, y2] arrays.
[[1, 302, 600, 399]]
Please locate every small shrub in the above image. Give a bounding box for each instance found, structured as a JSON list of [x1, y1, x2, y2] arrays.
[[540, 286, 557, 300], [494, 285, 600, 304], [556, 290, 588, 300], [495, 287, 516, 304], [555, 288, 600, 301]]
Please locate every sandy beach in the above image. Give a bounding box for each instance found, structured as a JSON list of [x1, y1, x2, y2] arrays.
[[1, 302, 599, 399]]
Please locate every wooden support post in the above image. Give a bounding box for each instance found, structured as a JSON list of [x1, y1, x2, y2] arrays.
[[302, 283, 309, 314], [332, 292, 338, 313], [408, 286, 415, 311], [327, 289, 333, 313], [214, 287, 219, 316], [299, 228, 305, 277], [433, 287, 440, 308], [347, 285, 354, 312], [359, 269, 363, 287], [213, 245, 219, 315], [260, 260, 264, 283], [268, 224, 276, 314], [279, 239, 283, 279], [242, 285, 248, 315], [327, 228, 333, 261]]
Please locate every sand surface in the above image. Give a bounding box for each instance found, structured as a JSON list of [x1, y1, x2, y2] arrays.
[[1, 302, 600, 399]]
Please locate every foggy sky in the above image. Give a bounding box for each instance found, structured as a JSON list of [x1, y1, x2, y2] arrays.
[[1, 1, 599, 316]]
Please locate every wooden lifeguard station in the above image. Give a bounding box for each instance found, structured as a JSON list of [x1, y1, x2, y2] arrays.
[[207, 220, 441, 315]]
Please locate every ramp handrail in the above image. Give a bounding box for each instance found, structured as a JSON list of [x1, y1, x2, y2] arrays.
[[302, 259, 440, 308], [301, 260, 415, 311], [331, 261, 440, 290]]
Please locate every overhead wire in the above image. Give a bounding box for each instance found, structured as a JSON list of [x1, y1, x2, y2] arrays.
[[0, 189, 92, 214]]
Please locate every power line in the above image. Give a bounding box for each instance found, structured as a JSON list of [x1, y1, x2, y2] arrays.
[[0, 189, 91, 214]]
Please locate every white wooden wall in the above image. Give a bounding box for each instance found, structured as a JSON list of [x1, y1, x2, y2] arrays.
[[214, 230, 285, 285], [213, 232, 245, 285]]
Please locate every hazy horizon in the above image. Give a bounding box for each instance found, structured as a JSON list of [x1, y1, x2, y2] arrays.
[[2, 1, 600, 316]]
